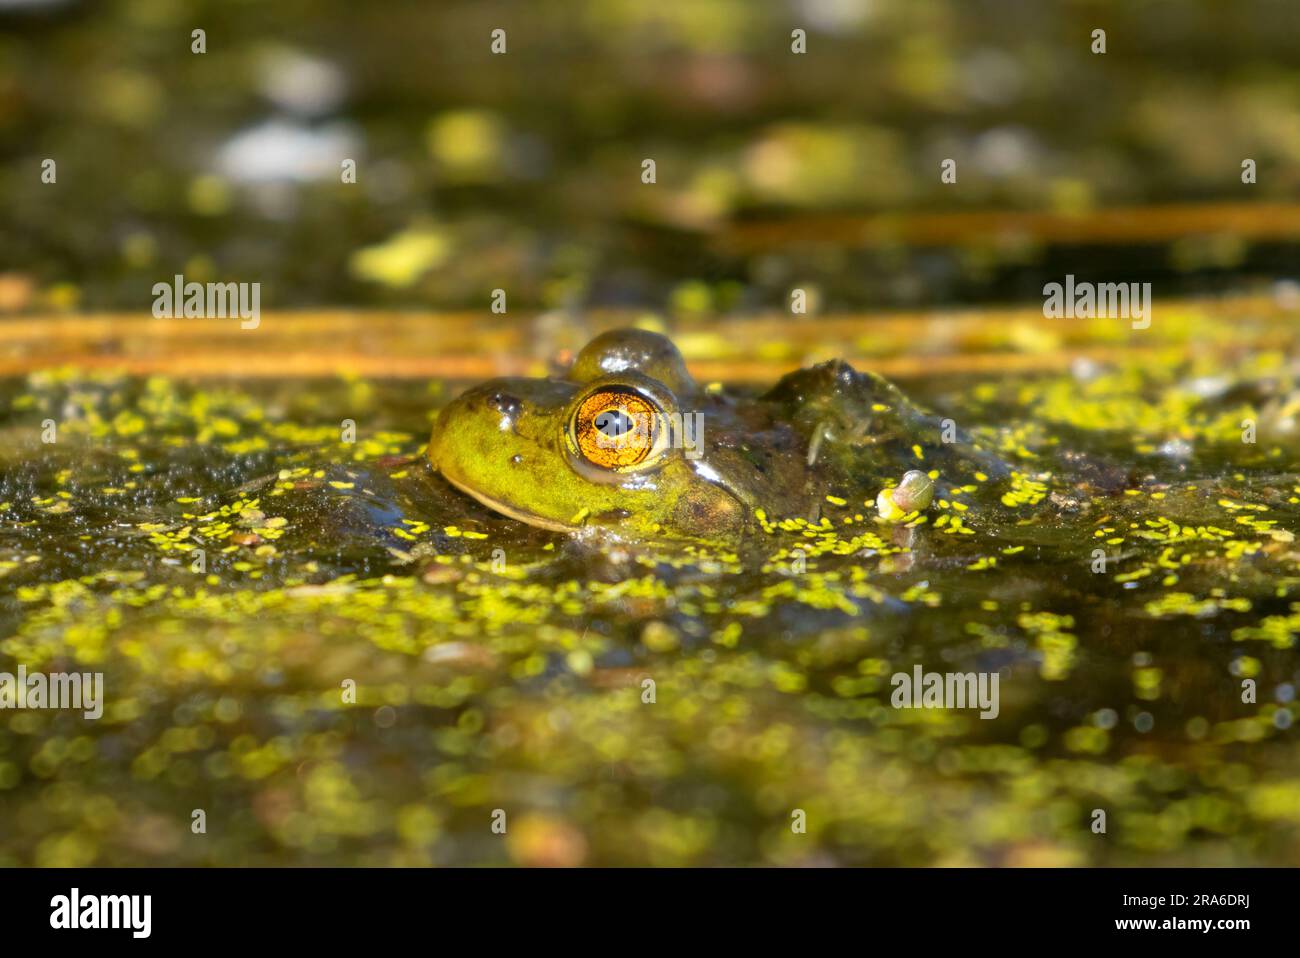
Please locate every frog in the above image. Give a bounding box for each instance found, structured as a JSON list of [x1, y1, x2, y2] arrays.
[[428, 328, 1009, 542]]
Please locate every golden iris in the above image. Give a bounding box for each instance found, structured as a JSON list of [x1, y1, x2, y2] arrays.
[[571, 389, 660, 469]]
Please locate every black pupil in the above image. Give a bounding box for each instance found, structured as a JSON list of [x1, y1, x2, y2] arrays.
[[595, 408, 634, 438]]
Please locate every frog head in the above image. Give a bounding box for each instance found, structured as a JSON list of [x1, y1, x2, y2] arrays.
[[429, 329, 754, 540]]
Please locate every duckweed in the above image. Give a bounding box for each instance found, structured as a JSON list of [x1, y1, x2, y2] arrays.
[[1, 350, 1298, 866]]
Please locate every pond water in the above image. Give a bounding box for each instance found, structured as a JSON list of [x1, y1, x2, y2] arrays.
[[1, 330, 1297, 866]]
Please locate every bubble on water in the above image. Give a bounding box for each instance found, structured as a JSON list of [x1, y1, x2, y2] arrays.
[[1071, 357, 1103, 383], [1274, 710, 1293, 730], [259, 48, 347, 117], [1093, 708, 1118, 729], [373, 706, 397, 728], [1134, 712, 1154, 733], [216, 120, 360, 184], [1275, 683, 1295, 704], [1185, 376, 1230, 399], [972, 126, 1037, 177], [892, 470, 935, 513], [1273, 279, 1300, 311], [797, 0, 875, 33]]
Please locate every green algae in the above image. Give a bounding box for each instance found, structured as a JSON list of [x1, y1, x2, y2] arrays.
[[0, 352, 1298, 867]]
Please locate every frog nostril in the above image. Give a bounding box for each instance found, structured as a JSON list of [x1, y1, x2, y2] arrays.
[[486, 392, 521, 416]]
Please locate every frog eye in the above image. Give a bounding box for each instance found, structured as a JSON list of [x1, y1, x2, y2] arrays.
[[568, 387, 669, 471]]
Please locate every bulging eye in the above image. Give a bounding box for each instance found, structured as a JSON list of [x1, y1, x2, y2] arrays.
[[569, 387, 668, 471]]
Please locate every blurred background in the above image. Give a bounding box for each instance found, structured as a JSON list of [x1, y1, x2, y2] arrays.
[[3, 0, 1300, 870], [3, 0, 1300, 323]]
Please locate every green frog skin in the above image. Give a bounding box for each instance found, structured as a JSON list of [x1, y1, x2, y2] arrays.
[[428, 328, 1004, 542]]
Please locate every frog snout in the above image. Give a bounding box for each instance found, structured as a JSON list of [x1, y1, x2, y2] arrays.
[[427, 380, 549, 476]]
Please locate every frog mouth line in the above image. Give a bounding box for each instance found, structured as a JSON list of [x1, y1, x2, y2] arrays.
[[439, 470, 578, 533]]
